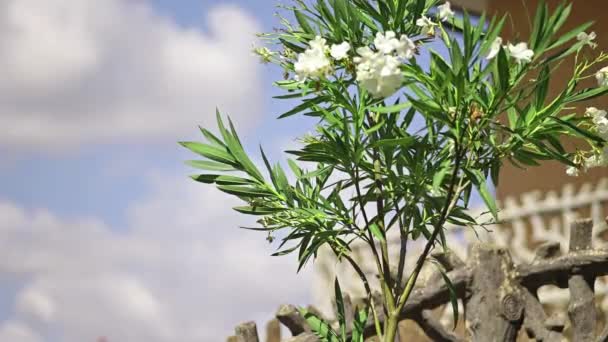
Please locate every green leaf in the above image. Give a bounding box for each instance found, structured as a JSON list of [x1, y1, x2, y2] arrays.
[[217, 185, 273, 198], [233, 206, 285, 215], [224, 116, 265, 183], [334, 278, 346, 340], [468, 169, 497, 220], [371, 136, 415, 149], [368, 223, 385, 243], [351, 307, 369, 342], [298, 307, 339, 341], [294, 10, 315, 34], [185, 160, 234, 171], [364, 120, 385, 135], [432, 162, 451, 194], [300, 165, 333, 180], [549, 116, 606, 144], [496, 48, 510, 92], [179, 142, 236, 165], [279, 96, 330, 119], [191, 175, 254, 186], [368, 101, 411, 114], [432, 262, 459, 329], [198, 127, 226, 148], [547, 21, 593, 50], [566, 87, 608, 104], [530, 2, 547, 50], [534, 65, 550, 109]]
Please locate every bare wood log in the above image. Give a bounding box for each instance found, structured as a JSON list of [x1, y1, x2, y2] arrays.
[[266, 319, 281, 342], [342, 294, 354, 331], [533, 242, 561, 261], [597, 323, 608, 342], [283, 333, 319, 342], [544, 313, 567, 333], [521, 288, 562, 341], [432, 250, 466, 271], [345, 246, 608, 339], [277, 304, 312, 336], [464, 245, 522, 342], [413, 310, 463, 342], [517, 250, 608, 289], [568, 219, 596, 342], [235, 321, 259, 342]]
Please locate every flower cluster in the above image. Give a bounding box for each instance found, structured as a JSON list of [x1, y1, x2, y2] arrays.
[[293, 36, 352, 81], [293, 36, 332, 81], [486, 37, 534, 64], [566, 107, 608, 176], [596, 66, 608, 87], [416, 16, 437, 36], [286, 2, 463, 97], [354, 31, 416, 98]]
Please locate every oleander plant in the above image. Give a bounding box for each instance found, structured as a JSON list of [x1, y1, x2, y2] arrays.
[[181, 0, 608, 340]]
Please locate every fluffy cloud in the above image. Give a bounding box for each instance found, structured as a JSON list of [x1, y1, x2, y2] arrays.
[[0, 0, 263, 151], [0, 174, 312, 341]]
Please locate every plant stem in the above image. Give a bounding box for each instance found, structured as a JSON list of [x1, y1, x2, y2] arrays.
[[368, 112, 397, 331], [395, 143, 464, 316], [343, 253, 383, 339], [385, 314, 400, 342]]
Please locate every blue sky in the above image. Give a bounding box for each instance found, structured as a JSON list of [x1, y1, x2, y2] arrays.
[[0, 1, 479, 341], [0, 1, 318, 340], [0, 0, 300, 229]]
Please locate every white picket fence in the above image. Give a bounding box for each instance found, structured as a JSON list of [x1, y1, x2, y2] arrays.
[[313, 177, 608, 321]]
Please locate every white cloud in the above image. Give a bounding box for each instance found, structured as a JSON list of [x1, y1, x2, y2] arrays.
[[0, 174, 312, 341], [0, 320, 42, 342], [0, 0, 263, 151]]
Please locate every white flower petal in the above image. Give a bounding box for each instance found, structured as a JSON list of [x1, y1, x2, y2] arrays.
[[438, 2, 455, 21], [486, 37, 503, 60], [330, 42, 351, 60], [596, 67, 608, 87], [507, 42, 534, 64]]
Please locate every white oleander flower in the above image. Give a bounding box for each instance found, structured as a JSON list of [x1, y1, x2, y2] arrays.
[[586, 107, 608, 135], [416, 16, 437, 36], [437, 2, 455, 21], [486, 37, 503, 60], [577, 31, 598, 48], [584, 152, 608, 169], [395, 35, 416, 60], [353, 46, 375, 64], [507, 42, 534, 64], [330, 42, 351, 60], [374, 31, 399, 54], [355, 50, 403, 98], [566, 166, 580, 177], [308, 35, 328, 52], [596, 67, 608, 87], [294, 36, 331, 80]]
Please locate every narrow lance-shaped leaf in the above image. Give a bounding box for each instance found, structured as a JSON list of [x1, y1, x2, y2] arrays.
[[467, 169, 498, 220], [334, 278, 347, 340], [298, 307, 339, 341]]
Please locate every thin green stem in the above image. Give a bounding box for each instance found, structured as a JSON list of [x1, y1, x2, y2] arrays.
[[342, 253, 383, 339], [395, 144, 464, 314], [367, 111, 397, 332]]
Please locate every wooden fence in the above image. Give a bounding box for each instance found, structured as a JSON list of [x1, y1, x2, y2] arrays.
[[228, 217, 608, 341]]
